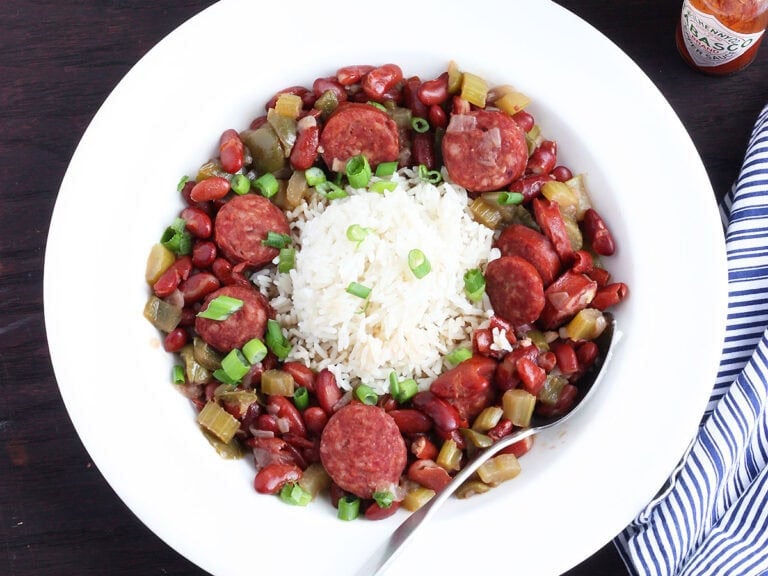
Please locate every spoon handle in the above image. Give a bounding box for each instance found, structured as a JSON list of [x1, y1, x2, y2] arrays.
[[355, 426, 538, 576]]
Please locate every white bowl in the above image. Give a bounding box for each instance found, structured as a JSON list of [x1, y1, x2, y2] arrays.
[[45, 1, 728, 574]]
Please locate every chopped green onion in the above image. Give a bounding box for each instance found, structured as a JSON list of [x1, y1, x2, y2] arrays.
[[197, 295, 243, 320], [497, 191, 524, 205], [212, 368, 239, 385], [160, 217, 192, 255], [280, 482, 312, 506], [242, 338, 267, 364], [373, 490, 394, 509], [278, 247, 295, 273], [305, 167, 327, 187], [265, 319, 291, 361], [346, 282, 371, 299], [411, 117, 430, 133], [346, 224, 372, 247], [337, 495, 360, 520], [230, 174, 251, 195], [369, 181, 398, 194], [177, 175, 190, 192], [463, 268, 486, 302], [446, 347, 473, 366], [293, 386, 310, 410], [375, 161, 398, 177], [418, 164, 442, 184], [355, 384, 378, 406], [367, 101, 387, 112], [408, 249, 431, 279], [254, 173, 279, 198], [389, 371, 401, 398], [261, 231, 292, 249], [397, 378, 418, 403], [346, 154, 372, 189], [221, 349, 250, 382], [316, 181, 348, 200], [172, 365, 186, 385]]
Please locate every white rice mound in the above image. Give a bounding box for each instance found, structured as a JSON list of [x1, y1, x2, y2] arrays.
[[255, 170, 495, 393]]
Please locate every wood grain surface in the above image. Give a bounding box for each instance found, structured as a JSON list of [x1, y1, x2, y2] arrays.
[[1, 1, 766, 575]]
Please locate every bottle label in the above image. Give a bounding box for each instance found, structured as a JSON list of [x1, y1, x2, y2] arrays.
[[680, 0, 765, 67]]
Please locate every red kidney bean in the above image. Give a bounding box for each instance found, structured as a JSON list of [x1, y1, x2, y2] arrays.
[[389, 409, 433, 435], [591, 282, 629, 310], [550, 165, 573, 182], [312, 77, 347, 102], [527, 140, 557, 175], [180, 206, 212, 239], [498, 436, 534, 458], [452, 95, 470, 115], [240, 401, 262, 432], [411, 132, 436, 169], [582, 208, 616, 256], [537, 350, 557, 372], [189, 176, 230, 202], [588, 266, 611, 288], [211, 257, 234, 285], [570, 250, 594, 275], [163, 327, 188, 352], [282, 361, 316, 393], [487, 418, 513, 442], [494, 344, 538, 391], [402, 76, 428, 119], [550, 341, 579, 375], [180, 272, 220, 305], [289, 124, 319, 171], [250, 115, 268, 130], [152, 256, 192, 298], [411, 435, 438, 460], [303, 406, 328, 437], [407, 459, 452, 492], [315, 368, 342, 414], [508, 173, 555, 202], [178, 307, 196, 327], [205, 381, 218, 401], [417, 73, 449, 106], [336, 64, 375, 86], [511, 110, 535, 133], [254, 463, 302, 495], [576, 341, 599, 368], [411, 391, 466, 435], [362, 63, 403, 102], [365, 500, 401, 521], [265, 85, 311, 111], [329, 482, 346, 508], [428, 104, 448, 129], [267, 395, 307, 438], [378, 394, 398, 412], [255, 413, 281, 435], [516, 356, 547, 396], [191, 240, 217, 269], [219, 128, 245, 174]]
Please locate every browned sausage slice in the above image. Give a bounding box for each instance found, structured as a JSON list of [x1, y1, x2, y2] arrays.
[[484, 255, 545, 327], [442, 109, 527, 192], [532, 197, 574, 264], [195, 285, 272, 353], [494, 224, 562, 286], [538, 270, 598, 329], [214, 194, 290, 269], [319, 103, 400, 171], [319, 403, 407, 499]]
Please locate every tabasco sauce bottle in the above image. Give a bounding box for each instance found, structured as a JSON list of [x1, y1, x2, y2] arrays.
[[676, 0, 768, 75]]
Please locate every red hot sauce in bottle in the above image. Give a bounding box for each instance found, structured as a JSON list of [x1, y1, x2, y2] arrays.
[[676, 0, 768, 75]]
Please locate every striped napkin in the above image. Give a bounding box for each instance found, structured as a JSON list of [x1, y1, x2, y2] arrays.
[[614, 103, 768, 576]]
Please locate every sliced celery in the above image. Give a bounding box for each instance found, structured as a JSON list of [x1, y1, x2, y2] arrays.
[[477, 454, 521, 485], [260, 369, 295, 396], [145, 243, 175, 285], [436, 438, 462, 472], [460, 72, 488, 108], [143, 295, 182, 333], [471, 406, 504, 433], [402, 487, 435, 512], [197, 401, 240, 444], [502, 388, 536, 428]]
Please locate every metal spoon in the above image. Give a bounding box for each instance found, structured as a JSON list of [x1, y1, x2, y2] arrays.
[[355, 314, 617, 576]]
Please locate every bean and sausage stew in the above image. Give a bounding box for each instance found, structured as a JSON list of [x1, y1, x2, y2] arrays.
[[144, 62, 628, 520]]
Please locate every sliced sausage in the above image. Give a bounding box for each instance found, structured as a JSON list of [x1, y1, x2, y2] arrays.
[[532, 197, 574, 264], [494, 224, 562, 286], [484, 255, 545, 327], [430, 355, 497, 421], [538, 270, 598, 330], [319, 103, 400, 171], [214, 194, 290, 269], [441, 109, 527, 192], [195, 285, 272, 353], [319, 403, 407, 499]]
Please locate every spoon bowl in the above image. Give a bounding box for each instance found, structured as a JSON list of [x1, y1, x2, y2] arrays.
[[355, 314, 617, 576]]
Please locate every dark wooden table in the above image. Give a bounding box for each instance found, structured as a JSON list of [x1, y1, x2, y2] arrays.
[[2, 1, 766, 575]]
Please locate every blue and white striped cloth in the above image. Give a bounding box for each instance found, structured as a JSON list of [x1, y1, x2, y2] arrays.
[[615, 103, 768, 576]]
